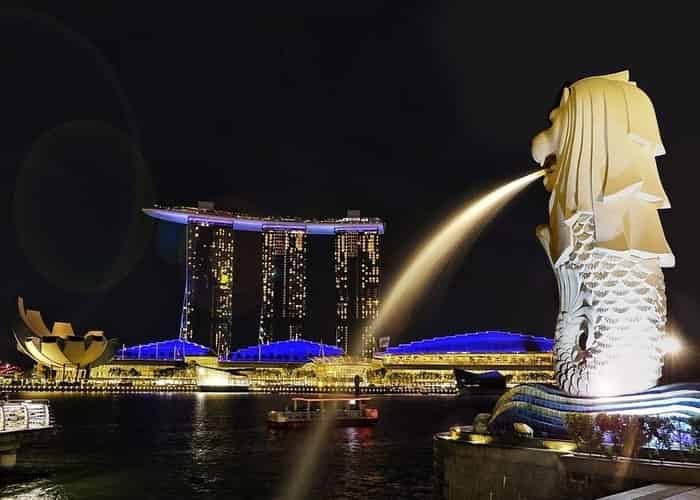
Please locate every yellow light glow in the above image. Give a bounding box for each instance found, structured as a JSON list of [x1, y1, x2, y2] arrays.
[[542, 440, 577, 452], [369, 169, 546, 343], [662, 335, 683, 355], [465, 433, 493, 445]]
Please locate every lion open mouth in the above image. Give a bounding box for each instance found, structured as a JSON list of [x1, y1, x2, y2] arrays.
[[541, 154, 557, 191]]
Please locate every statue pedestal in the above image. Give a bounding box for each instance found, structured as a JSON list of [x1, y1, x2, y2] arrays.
[[0, 434, 19, 468]]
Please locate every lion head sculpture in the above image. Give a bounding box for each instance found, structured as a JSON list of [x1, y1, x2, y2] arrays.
[[532, 70, 674, 269]]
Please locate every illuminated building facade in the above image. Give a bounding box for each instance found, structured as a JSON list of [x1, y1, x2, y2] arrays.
[[376, 331, 555, 387], [180, 221, 208, 343], [145, 206, 384, 356], [87, 339, 247, 391], [63, 331, 555, 393], [259, 230, 307, 343], [222, 331, 554, 391], [180, 218, 234, 357], [334, 226, 381, 357], [211, 227, 234, 357], [13, 297, 117, 378]]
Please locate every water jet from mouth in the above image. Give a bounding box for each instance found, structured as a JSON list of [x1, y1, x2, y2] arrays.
[[365, 169, 547, 349]]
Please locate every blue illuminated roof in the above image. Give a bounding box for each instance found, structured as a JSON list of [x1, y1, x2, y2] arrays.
[[226, 340, 343, 363], [116, 339, 213, 361], [381, 331, 553, 355]]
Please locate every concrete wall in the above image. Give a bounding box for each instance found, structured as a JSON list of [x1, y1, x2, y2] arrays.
[[433, 438, 644, 500], [434, 437, 566, 499]]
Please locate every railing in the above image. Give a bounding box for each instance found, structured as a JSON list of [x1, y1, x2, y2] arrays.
[[0, 400, 52, 433]]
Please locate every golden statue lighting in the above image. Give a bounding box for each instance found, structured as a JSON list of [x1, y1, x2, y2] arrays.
[[532, 70, 674, 397]]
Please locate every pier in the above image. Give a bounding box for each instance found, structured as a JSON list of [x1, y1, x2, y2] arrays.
[[0, 399, 53, 468]]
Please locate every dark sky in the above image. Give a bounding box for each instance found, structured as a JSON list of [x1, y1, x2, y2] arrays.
[[1, 5, 699, 374]]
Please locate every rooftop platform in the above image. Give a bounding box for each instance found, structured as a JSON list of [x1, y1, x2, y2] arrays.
[[144, 207, 385, 235]]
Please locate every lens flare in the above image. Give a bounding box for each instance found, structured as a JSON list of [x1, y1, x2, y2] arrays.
[[275, 401, 338, 500], [281, 170, 545, 498], [368, 169, 546, 345], [662, 335, 683, 355]]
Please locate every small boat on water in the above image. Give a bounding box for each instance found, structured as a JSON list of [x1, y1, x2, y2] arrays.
[[267, 396, 379, 429]]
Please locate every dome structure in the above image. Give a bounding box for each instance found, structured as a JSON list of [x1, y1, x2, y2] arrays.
[[380, 331, 553, 355], [13, 297, 117, 370], [116, 338, 213, 361], [226, 339, 343, 363]]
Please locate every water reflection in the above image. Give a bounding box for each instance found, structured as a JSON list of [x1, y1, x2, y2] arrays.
[[0, 394, 473, 499], [0, 478, 69, 499], [275, 401, 338, 500], [342, 426, 374, 452], [191, 392, 208, 464]]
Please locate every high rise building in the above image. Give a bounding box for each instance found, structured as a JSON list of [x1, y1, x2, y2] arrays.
[[180, 221, 211, 345], [334, 222, 381, 357], [179, 214, 234, 356], [146, 205, 384, 357], [210, 227, 234, 357], [259, 230, 307, 343]]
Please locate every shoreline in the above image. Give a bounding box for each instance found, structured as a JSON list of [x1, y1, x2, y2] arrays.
[[1, 383, 461, 396]]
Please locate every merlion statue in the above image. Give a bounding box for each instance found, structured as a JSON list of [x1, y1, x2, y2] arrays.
[[532, 70, 674, 397]]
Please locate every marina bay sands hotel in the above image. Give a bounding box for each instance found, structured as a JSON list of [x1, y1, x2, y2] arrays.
[[144, 205, 384, 358]]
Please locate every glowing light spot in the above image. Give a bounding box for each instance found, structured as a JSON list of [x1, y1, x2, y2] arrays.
[[662, 335, 683, 355]]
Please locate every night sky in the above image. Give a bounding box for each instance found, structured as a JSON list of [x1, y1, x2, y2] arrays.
[[1, 5, 698, 375]]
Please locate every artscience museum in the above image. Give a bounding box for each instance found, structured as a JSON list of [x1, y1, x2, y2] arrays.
[[12, 297, 117, 380]]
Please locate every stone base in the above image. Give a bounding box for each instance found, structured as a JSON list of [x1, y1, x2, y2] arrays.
[[0, 451, 17, 468], [433, 436, 644, 500], [0, 434, 19, 469]]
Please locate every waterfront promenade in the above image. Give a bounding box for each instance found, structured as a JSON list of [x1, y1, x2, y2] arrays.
[[0, 380, 459, 395]]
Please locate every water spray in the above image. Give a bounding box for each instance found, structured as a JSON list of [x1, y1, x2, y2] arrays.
[[367, 168, 546, 346], [289, 168, 546, 497], [275, 401, 338, 500]]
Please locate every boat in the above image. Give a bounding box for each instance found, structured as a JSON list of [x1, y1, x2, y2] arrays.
[[454, 368, 509, 396], [266, 396, 379, 428]]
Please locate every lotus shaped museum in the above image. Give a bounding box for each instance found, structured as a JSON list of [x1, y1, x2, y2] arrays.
[[13, 297, 117, 371]]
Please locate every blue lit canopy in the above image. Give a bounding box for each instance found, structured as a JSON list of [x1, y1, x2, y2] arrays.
[[226, 340, 343, 363], [381, 331, 553, 355], [117, 339, 213, 361]]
